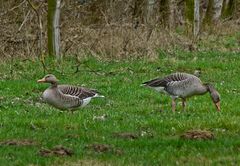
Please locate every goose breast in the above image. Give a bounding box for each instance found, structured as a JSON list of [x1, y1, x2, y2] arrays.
[[42, 88, 82, 110]]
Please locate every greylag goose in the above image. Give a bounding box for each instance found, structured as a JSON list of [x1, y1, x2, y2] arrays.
[[142, 73, 220, 112], [37, 74, 104, 110]]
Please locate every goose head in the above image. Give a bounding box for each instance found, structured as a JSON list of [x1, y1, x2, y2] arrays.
[[37, 74, 59, 85], [194, 69, 201, 77], [205, 84, 220, 111]]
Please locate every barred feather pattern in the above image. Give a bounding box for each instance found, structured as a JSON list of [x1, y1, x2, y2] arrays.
[[142, 72, 221, 111], [39, 74, 103, 110], [58, 89, 83, 109], [58, 85, 97, 100], [143, 73, 206, 98], [42, 87, 83, 110], [143, 73, 189, 88]]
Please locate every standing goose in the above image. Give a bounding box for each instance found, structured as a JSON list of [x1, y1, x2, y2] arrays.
[[142, 73, 220, 112], [37, 74, 104, 111]]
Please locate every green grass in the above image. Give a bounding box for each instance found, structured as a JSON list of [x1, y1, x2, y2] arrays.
[[0, 51, 240, 165]]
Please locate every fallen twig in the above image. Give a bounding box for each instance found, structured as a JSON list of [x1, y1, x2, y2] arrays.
[[18, 10, 31, 32]]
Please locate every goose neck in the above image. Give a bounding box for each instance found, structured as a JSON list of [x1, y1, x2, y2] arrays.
[[51, 82, 58, 88], [204, 83, 215, 93]]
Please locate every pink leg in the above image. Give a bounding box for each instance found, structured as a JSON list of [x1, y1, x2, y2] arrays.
[[182, 98, 186, 112], [172, 98, 176, 112], [160, 103, 164, 112]]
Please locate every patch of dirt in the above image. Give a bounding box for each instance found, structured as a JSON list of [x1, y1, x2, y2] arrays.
[[85, 143, 123, 155], [39, 145, 74, 157], [86, 144, 111, 153], [53, 159, 115, 166], [113, 132, 139, 140], [0, 139, 37, 146], [180, 130, 214, 140]]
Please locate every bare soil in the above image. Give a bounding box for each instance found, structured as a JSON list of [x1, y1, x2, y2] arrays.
[[0, 139, 37, 146], [85, 143, 123, 155], [180, 130, 214, 140], [39, 145, 73, 157]]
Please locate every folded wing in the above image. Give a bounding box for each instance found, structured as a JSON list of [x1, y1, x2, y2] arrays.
[[142, 73, 189, 88], [58, 85, 97, 100]]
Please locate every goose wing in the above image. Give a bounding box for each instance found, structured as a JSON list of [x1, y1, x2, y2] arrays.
[[58, 85, 97, 100], [142, 73, 190, 88]]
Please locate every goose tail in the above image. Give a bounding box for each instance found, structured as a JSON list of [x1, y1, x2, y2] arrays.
[[93, 93, 105, 98]]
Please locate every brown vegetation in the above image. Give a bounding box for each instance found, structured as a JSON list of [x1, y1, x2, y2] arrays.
[[0, 0, 239, 61], [85, 143, 123, 155], [180, 129, 214, 140], [39, 145, 74, 157], [0, 139, 38, 146]]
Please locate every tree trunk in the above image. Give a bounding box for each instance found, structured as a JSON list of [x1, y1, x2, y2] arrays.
[[212, 0, 223, 23], [54, 0, 61, 58], [194, 0, 200, 37], [145, 0, 156, 41], [132, 0, 145, 25], [145, 0, 155, 25], [47, 0, 61, 59], [169, 0, 176, 30], [176, 0, 185, 26], [221, 0, 227, 16], [221, 0, 234, 18], [200, 0, 209, 24], [202, 0, 213, 25], [159, 0, 169, 27]]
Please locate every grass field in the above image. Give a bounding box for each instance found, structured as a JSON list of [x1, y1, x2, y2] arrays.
[[0, 50, 240, 165]]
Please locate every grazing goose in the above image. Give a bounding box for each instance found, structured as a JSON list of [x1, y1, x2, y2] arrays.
[[37, 74, 104, 111], [142, 73, 220, 112]]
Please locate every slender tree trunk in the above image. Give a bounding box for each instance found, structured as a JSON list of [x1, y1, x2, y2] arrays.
[[212, 0, 223, 23], [54, 0, 61, 57], [221, 0, 234, 18], [145, 0, 156, 41], [203, 0, 213, 25], [169, 0, 176, 30], [200, 0, 209, 24], [176, 0, 185, 26], [47, 0, 55, 57], [145, 0, 155, 24], [132, 0, 145, 25], [233, 0, 240, 19], [221, 0, 227, 15], [194, 0, 200, 37], [159, 0, 169, 27], [47, 0, 61, 59]]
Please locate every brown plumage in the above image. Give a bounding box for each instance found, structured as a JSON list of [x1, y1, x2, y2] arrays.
[[142, 73, 220, 112], [37, 74, 104, 111]]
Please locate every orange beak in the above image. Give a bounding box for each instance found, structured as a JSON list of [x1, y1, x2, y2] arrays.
[[215, 101, 220, 111], [37, 78, 46, 83]]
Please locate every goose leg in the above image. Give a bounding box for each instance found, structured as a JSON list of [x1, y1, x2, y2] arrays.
[[69, 108, 74, 114], [171, 98, 176, 112], [182, 98, 186, 112], [159, 99, 164, 112]]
